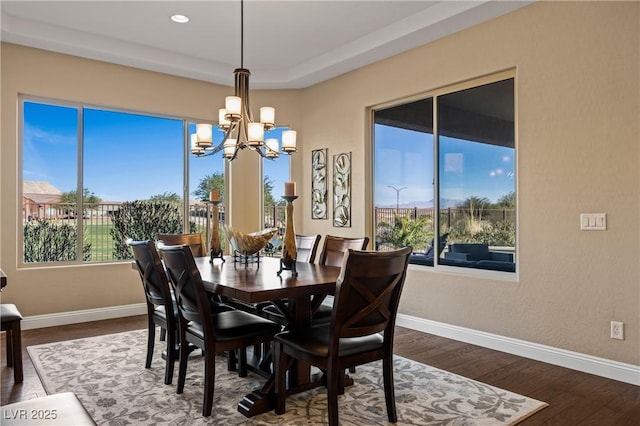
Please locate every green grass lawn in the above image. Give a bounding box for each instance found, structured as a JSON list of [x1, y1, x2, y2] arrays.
[[85, 223, 116, 261]]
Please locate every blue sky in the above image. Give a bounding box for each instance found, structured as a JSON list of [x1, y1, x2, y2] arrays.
[[23, 101, 513, 207], [374, 124, 514, 207], [22, 101, 290, 202]]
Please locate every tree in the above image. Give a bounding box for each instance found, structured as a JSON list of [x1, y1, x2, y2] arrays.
[[193, 173, 280, 205], [59, 188, 101, 217], [149, 192, 181, 204], [496, 191, 516, 208], [264, 175, 281, 206], [193, 172, 225, 202]]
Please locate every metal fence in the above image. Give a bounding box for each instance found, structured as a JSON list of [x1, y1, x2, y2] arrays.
[[22, 202, 514, 263]]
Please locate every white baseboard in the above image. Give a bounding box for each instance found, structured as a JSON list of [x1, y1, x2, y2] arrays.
[[396, 314, 640, 386], [18, 306, 638, 386], [21, 303, 146, 330]]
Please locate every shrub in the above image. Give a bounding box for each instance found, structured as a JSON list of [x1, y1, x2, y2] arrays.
[[110, 200, 196, 260], [24, 219, 91, 262], [378, 213, 431, 252]]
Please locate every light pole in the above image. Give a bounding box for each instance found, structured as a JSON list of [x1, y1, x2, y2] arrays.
[[388, 185, 407, 211]]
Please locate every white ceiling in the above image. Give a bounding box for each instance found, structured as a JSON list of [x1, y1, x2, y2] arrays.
[[0, 1, 531, 89]]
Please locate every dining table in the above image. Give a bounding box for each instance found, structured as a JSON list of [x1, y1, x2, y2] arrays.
[[194, 255, 342, 417]]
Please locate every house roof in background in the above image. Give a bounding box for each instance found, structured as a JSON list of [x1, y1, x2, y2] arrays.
[[23, 181, 62, 196], [0, 1, 532, 89]]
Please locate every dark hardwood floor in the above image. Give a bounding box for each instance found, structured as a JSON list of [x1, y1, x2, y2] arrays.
[[2, 316, 638, 424]]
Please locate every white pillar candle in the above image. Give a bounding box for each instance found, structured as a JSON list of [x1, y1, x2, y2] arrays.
[[284, 181, 296, 197]]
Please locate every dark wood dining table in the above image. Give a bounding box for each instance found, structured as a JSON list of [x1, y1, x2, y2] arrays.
[[194, 255, 341, 417]]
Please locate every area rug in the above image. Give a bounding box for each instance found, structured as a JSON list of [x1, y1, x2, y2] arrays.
[[27, 329, 546, 425]]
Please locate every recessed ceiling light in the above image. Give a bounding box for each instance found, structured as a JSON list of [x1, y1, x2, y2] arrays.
[[170, 14, 190, 24]]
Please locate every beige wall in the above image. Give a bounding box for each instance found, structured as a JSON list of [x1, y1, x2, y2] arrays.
[[1, 1, 638, 366], [299, 1, 639, 365], [0, 44, 303, 317]]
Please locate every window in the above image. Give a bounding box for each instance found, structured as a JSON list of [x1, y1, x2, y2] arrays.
[[20, 97, 213, 265], [263, 127, 291, 254], [373, 74, 516, 273]]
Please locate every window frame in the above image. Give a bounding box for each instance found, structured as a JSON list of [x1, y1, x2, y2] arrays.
[[18, 94, 210, 267], [370, 70, 518, 280]]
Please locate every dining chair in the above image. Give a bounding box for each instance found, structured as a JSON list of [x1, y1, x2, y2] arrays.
[[313, 235, 370, 324], [156, 232, 206, 257], [295, 234, 321, 263], [273, 246, 412, 426], [318, 235, 369, 267], [159, 244, 282, 417], [157, 233, 233, 312], [128, 239, 178, 385], [1, 303, 23, 383]]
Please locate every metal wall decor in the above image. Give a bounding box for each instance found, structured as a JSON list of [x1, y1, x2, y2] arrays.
[[333, 152, 351, 227], [311, 149, 328, 219]]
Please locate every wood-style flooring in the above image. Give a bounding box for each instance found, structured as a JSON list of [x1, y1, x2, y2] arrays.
[[2, 316, 639, 424]]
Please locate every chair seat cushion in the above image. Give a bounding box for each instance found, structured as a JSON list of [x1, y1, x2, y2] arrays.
[[275, 325, 383, 358], [1, 392, 95, 425], [187, 310, 281, 342], [0, 304, 22, 323], [262, 302, 333, 322]]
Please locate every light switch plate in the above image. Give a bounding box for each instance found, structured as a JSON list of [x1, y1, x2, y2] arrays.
[[580, 213, 606, 231]]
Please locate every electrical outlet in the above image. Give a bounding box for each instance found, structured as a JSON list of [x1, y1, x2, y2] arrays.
[[610, 321, 624, 340]]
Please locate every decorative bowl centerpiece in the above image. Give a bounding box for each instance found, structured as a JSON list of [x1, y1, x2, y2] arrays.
[[223, 225, 278, 257]]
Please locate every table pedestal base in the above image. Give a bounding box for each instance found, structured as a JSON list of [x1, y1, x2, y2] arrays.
[[236, 371, 353, 417]]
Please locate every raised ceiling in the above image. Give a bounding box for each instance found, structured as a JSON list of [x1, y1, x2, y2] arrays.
[[0, 1, 531, 89]]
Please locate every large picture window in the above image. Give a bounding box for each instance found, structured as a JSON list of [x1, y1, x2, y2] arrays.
[[20, 97, 221, 265], [373, 74, 516, 274]]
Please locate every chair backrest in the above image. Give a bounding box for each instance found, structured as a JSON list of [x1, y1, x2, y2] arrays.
[[157, 233, 206, 257], [318, 235, 369, 267], [331, 246, 412, 344], [295, 234, 321, 263], [159, 244, 213, 332], [128, 239, 174, 314]]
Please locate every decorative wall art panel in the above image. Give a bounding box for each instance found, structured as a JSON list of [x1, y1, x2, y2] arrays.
[[311, 149, 328, 219], [333, 152, 351, 227]]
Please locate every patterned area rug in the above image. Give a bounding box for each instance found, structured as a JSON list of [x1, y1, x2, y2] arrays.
[[27, 330, 546, 425]]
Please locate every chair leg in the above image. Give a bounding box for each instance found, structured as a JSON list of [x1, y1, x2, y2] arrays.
[[227, 349, 237, 371], [274, 342, 287, 415], [327, 364, 340, 426], [382, 355, 397, 423], [146, 318, 155, 369], [6, 328, 13, 367], [238, 348, 248, 378], [160, 327, 167, 342], [164, 328, 177, 385], [6, 321, 23, 383], [202, 348, 215, 416], [176, 331, 188, 394]]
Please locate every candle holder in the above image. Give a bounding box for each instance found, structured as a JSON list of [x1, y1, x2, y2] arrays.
[[278, 195, 298, 276], [209, 200, 225, 263]]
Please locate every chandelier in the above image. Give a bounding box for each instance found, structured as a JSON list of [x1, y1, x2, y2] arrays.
[[191, 0, 297, 161]]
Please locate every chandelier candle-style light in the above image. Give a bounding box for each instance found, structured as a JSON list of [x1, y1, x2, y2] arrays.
[[191, 0, 297, 161]]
